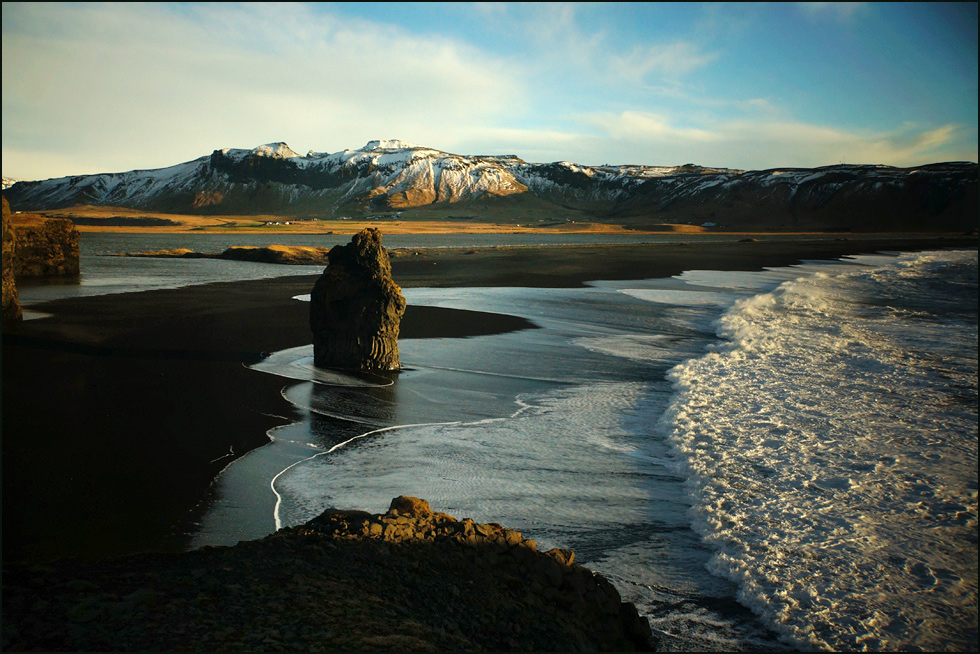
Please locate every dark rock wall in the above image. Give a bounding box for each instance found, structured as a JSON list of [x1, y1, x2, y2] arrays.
[[310, 228, 406, 371], [9, 214, 80, 277], [2, 197, 23, 322], [615, 162, 979, 231]]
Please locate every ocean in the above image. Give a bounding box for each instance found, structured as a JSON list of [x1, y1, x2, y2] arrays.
[[188, 246, 977, 651], [18, 236, 977, 650]]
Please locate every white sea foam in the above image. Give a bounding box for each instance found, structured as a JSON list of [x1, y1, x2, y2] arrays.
[[620, 289, 736, 306], [662, 250, 979, 651], [250, 345, 392, 387], [575, 333, 701, 364]]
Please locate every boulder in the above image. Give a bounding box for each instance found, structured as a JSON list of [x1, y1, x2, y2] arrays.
[[216, 245, 331, 265], [2, 197, 23, 323], [387, 495, 433, 518], [309, 228, 406, 371]]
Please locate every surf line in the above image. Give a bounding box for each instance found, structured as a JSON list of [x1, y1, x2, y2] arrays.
[[208, 445, 235, 464], [270, 420, 461, 531]]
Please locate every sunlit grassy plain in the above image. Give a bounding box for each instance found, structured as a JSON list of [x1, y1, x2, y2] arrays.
[[28, 202, 974, 236], [35, 204, 716, 235]]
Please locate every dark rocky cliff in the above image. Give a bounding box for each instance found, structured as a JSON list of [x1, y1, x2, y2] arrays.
[[2, 197, 80, 323], [3, 198, 80, 277], [2, 198, 22, 322], [612, 162, 979, 232]]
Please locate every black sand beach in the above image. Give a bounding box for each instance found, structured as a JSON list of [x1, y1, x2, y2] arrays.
[[2, 235, 975, 563]]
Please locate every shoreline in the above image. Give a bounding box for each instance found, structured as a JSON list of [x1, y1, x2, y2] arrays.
[[2, 235, 976, 563], [391, 234, 977, 289]]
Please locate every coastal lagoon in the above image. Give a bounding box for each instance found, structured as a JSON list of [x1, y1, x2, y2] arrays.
[[14, 231, 914, 303], [17, 231, 701, 304], [18, 235, 978, 651]]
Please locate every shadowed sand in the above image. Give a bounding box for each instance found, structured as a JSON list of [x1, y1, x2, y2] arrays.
[[2, 235, 975, 562]]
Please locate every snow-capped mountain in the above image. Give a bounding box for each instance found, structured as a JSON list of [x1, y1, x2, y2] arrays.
[[3, 140, 977, 231]]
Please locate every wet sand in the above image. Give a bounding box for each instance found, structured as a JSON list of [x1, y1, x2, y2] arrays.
[[2, 235, 975, 562]]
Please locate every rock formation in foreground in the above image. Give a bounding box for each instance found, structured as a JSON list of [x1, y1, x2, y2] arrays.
[[309, 228, 406, 371], [2, 496, 656, 652], [2, 197, 22, 322]]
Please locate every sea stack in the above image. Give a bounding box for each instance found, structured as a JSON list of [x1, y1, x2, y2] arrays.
[[310, 228, 406, 371]]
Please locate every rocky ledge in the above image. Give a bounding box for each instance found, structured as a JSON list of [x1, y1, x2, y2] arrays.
[[2, 497, 655, 652], [122, 244, 334, 265]]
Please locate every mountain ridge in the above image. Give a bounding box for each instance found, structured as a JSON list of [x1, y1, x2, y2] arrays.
[[3, 140, 977, 232]]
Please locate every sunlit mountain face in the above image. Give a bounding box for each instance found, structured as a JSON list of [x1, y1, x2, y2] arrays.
[[5, 140, 976, 232]]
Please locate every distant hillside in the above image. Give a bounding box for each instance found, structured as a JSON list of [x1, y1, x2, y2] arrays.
[[4, 140, 977, 232]]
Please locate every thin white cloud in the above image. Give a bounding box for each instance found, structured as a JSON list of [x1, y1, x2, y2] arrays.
[[576, 110, 974, 168], [480, 3, 716, 86], [585, 111, 719, 143], [2, 3, 973, 180], [611, 41, 718, 83], [471, 2, 510, 20], [721, 119, 971, 166], [1, 3, 525, 179], [910, 124, 960, 151], [797, 2, 869, 22]]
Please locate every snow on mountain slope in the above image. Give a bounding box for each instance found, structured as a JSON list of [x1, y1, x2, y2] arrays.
[[261, 141, 531, 209], [219, 142, 302, 162], [4, 157, 212, 211], [1, 139, 729, 213], [3, 141, 976, 232]]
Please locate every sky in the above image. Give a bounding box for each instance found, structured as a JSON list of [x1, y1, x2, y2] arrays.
[[2, 2, 977, 181]]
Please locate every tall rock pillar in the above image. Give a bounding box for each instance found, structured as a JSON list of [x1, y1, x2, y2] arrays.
[[309, 228, 406, 371]]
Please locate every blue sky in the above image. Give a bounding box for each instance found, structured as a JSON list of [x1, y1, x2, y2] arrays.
[[2, 2, 976, 181]]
